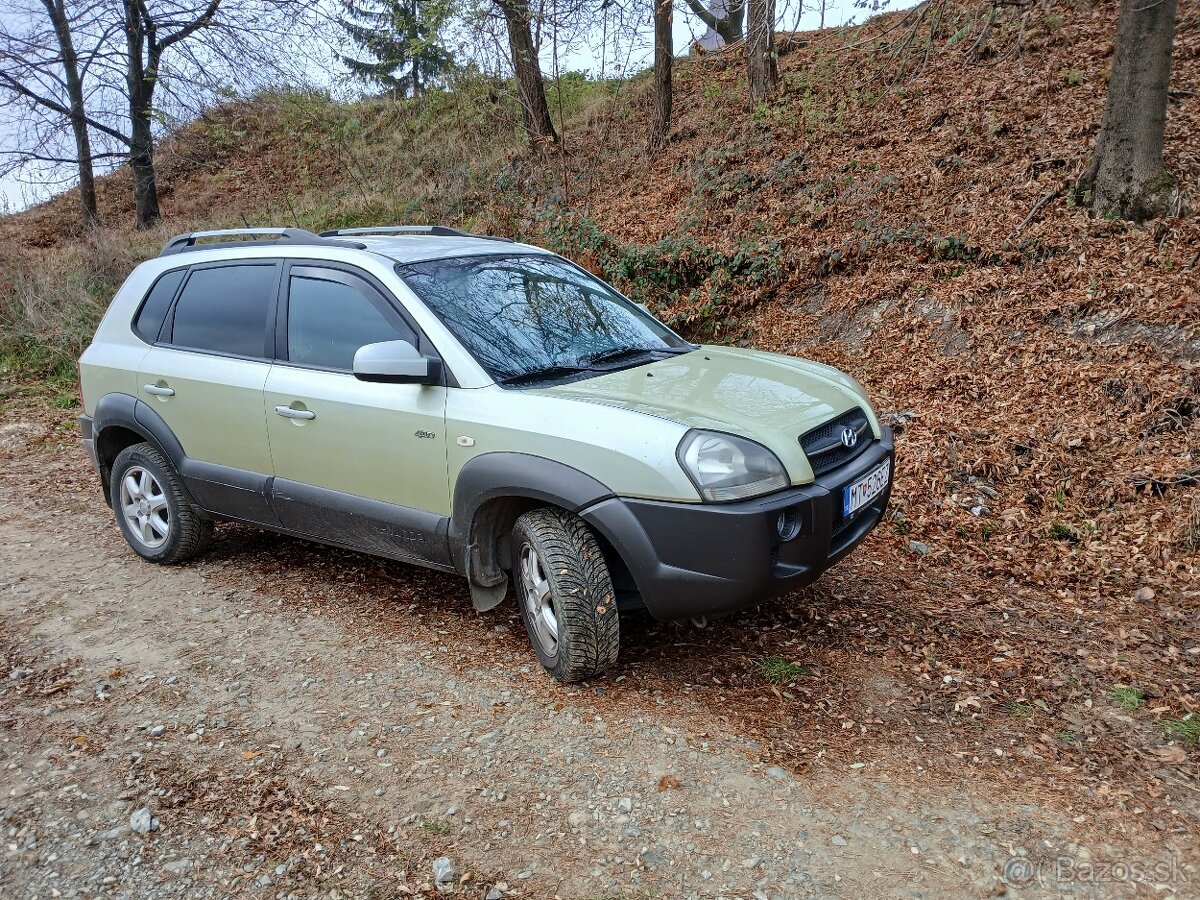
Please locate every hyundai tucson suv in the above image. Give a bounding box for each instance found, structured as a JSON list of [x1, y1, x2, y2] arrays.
[[78, 226, 894, 681]]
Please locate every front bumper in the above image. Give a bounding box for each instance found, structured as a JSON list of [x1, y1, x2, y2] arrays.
[[582, 427, 894, 621]]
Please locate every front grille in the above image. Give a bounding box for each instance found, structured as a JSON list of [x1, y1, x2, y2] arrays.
[[799, 407, 871, 476]]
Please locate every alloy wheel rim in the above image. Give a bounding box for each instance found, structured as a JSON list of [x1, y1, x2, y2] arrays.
[[119, 466, 170, 549], [519, 542, 558, 656]]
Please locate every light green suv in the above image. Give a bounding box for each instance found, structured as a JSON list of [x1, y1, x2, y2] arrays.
[[78, 226, 894, 681]]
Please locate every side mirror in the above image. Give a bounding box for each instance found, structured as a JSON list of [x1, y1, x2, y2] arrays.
[[353, 340, 441, 385]]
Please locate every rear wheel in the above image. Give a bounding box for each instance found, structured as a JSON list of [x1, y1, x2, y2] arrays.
[[511, 508, 620, 682], [110, 443, 212, 564]]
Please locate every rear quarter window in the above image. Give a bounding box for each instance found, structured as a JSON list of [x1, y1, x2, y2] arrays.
[[132, 268, 186, 343], [168, 264, 278, 358]]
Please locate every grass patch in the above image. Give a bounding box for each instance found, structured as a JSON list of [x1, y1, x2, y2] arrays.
[[1049, 521, 1080, 543], [1163, 716, 1200, 744], [1108, 685, 1146, 711], [421, 820, 451, 835], [1009, 702, 1035, 720], [758, 657, 814, 684]]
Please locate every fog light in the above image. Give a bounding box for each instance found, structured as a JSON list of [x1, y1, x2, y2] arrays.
[[776, 507, 802, 541]]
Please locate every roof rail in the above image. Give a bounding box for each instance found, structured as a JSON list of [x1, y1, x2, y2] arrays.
[[159, 227, 366, 257], [318, 225, 512, 242]]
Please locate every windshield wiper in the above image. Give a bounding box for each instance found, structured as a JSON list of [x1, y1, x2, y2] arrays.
[[498, 363, 597, 386], [578, 345, 690, 367]]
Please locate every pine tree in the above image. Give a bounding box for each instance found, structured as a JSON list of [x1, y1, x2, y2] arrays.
[[340, 0, 454, 97]]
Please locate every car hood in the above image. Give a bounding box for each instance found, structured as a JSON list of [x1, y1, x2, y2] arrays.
[[536, 346, 877, 483]]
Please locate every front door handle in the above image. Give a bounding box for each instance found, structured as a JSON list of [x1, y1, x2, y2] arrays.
[[275, 405, 316, 421], [143, 384, 175, 397]]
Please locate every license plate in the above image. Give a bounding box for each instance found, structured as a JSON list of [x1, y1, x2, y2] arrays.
[[843, 459, 891, 517]]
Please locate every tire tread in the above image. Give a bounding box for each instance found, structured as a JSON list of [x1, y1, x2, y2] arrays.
[[111, 442, 212, 564], [513, 507, 619, 682]]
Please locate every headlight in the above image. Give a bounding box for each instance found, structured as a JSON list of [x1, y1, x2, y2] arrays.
[[677, 430, 789, 502]]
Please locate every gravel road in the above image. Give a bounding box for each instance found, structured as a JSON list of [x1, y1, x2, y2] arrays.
[[0, 418, 1192, 898]]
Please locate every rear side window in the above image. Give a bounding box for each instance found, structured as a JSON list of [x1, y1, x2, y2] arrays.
[[286, 271, 414, 370], [169, 264, 277, 358], [132, 269, 185, 343]]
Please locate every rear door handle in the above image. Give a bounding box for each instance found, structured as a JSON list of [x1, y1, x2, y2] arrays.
[[143, 384, 175, 397], [275, 405, 316, 420]]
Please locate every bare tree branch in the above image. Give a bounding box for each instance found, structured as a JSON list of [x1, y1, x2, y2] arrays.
[[0, 70, 131, 146]]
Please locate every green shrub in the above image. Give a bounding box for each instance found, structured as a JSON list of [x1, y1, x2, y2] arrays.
[[758, 657, 815, 684]]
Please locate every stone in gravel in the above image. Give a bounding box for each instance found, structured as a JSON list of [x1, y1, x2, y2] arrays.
[[163, 675, 179, 685], [162, 859, 191, 875], [764, 766, 788, 780], [485, 889, 503, 900], [149, 725, 166, 737], [617, 797, 633, 813], [642, 849, 666, 869], [433, 856, 456, 885], [568, 810, 590, 827], [130, 808, 153, 835], [831, 835, 848, 847]]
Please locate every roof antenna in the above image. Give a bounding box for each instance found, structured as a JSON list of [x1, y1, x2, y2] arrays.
[[283, 194, 300, 228]]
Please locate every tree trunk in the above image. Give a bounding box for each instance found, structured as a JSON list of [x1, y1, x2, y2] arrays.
[[746, 0, 777, 103], [129, 114, 160, 228], [1080, 0, 1179, 222], [682, 0, 745, 45], [42, 0, 98, 227], [495, 0, 557, 149], [124, 0, 161, 228], [649, 0, 672, 150], [716, 0, 745, 43]]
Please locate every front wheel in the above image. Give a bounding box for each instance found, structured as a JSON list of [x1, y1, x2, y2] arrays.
[[511, 508, 620, 682]]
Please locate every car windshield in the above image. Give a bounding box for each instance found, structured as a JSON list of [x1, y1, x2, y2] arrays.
[[396, 253, 692, 384]]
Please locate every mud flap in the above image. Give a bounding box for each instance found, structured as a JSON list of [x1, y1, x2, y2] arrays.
[[469, 578, 508, 611], [467, 542, 508, 611]]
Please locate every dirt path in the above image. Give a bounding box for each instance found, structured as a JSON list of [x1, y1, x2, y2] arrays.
[[0, 412, 1194, 898]]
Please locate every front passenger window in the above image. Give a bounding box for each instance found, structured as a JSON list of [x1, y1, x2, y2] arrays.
[[286, 272, 413, 371]]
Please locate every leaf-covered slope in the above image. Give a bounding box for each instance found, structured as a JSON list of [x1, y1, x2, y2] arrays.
[[549, 0, 1199, 829]]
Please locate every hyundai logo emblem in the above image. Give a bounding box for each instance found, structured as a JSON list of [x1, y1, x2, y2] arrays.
[[840, 426, 858, 449]]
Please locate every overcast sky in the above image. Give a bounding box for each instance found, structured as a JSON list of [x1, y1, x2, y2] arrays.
[[0, 0, 870, 214]]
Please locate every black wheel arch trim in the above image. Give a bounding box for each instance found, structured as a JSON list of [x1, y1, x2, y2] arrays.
[[90, 393, 188, 504], [449, 452, 616, 606]]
